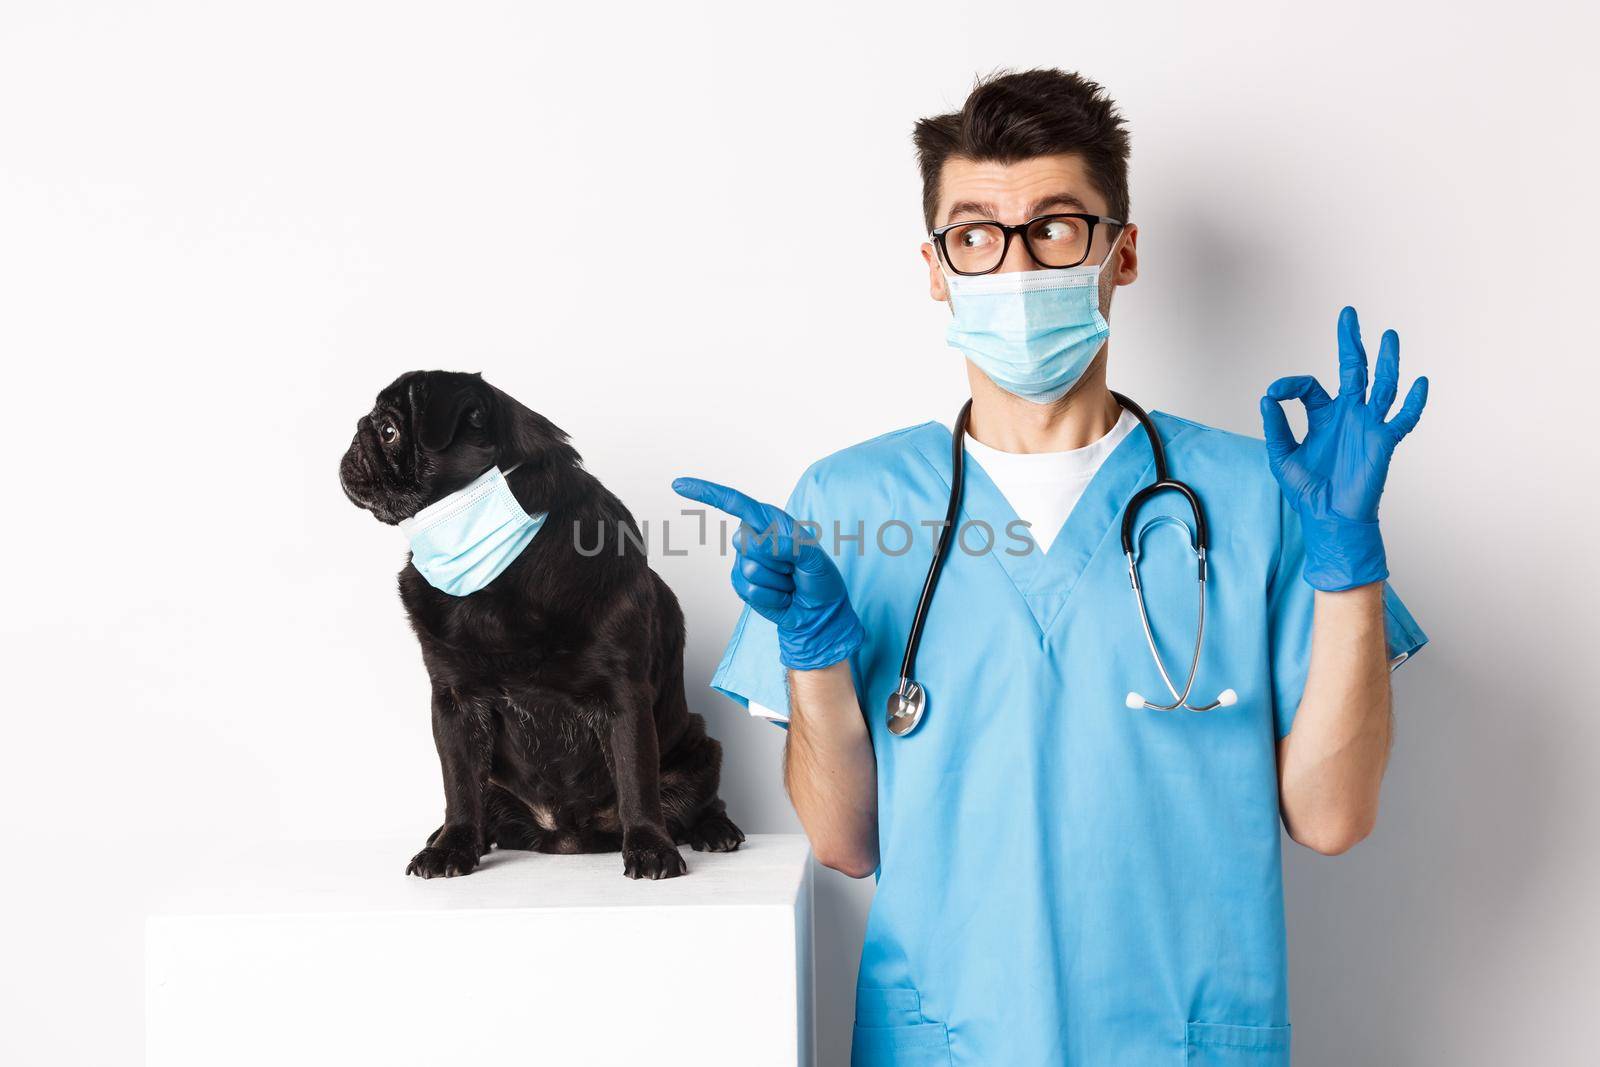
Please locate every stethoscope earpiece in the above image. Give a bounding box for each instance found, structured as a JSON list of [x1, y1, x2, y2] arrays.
[[1127, 688, 1238, 712]]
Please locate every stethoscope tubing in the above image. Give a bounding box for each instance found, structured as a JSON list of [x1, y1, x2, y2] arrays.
[[892, 392, 1229, 735], [893, 398, 971, 699]]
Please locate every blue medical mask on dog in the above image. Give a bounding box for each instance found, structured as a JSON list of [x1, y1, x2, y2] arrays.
[[398, 466, 546, 596], [944, 232, 1122, 404]]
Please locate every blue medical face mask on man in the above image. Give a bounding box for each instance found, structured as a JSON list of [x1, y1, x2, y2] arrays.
[[398, 465, 547, 596], [944, 230, 1124, 404]]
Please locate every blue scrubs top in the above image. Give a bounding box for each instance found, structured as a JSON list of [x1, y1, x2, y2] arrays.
[[711, 413, 1426, 1067]]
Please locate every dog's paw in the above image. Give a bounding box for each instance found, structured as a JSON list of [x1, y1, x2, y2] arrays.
[[406, 827, 482, 879], [406, 845, 479, 879], [622, 830, 688, 880], [688, 811, 745, 853]]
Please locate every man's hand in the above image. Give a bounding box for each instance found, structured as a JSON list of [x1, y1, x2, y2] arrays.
[[673, 477, 878, 875], [671, 477, 864, 671], [1260, 305, 1429, 591]]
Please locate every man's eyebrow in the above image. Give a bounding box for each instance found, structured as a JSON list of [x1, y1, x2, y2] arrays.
[[942, 193, 1093, 226], [1029, 193, 1089, 215], [943, 200, 998, 223]]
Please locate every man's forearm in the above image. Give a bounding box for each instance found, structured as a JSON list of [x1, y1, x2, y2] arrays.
[[1277, 582, 1393, 855], [784, 662, 879, 877]]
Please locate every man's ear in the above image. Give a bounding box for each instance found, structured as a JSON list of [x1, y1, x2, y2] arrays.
[[921, 242, 950, 303], [414, 372, 487, 453], [1111, 224, 1138, 286]]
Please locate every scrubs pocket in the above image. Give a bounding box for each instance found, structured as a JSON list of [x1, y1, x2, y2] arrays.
[[851, 987, 952, 1067], [850, 1022, 952, 1067], [1186, 1021, 1291, 1066]]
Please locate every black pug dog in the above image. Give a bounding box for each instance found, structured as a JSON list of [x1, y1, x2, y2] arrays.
[[339, 370, 742, 879]]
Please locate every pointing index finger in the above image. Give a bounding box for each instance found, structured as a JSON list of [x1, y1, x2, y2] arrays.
[[671, 476, 768, 527]]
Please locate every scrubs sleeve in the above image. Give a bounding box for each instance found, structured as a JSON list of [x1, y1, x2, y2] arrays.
[[709, 604, 791, 726], [1269, 499, 1430, 739], [1380, 581, 1429, 670]]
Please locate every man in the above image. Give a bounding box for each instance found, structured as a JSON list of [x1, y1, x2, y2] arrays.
[[675, 68, 1428, 1066]]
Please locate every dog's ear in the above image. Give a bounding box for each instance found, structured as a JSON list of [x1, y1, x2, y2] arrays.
[[414, 373, 488, 453], [488, 384, 578, 468]]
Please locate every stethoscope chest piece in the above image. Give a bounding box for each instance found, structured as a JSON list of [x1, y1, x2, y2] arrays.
[[887, 679, 926, 736]]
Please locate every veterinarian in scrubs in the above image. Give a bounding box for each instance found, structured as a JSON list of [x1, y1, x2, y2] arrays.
[[675, 69, 1429, 1066]]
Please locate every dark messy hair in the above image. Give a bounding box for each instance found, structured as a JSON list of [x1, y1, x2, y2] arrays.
[[912, 68, 1131, 231]]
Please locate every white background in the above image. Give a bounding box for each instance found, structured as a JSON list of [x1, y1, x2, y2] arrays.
[[2, 2, 1596, 1064]]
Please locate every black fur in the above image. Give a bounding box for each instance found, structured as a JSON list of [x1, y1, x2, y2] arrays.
[[339, 370, 742, 880]]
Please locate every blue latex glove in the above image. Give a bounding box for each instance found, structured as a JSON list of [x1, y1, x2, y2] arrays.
[[1260, 306, 1429, 592], [672, 477, 865, 671]]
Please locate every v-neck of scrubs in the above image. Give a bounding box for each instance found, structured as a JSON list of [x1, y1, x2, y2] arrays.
[[909, 410, 1195, 636], [961, 409, 1139, 554]]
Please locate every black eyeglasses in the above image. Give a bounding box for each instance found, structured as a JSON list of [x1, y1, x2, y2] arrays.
[[930, 213, 1125, 276]]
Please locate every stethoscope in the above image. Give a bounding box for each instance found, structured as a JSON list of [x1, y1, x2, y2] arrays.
[[885, 392, 1237, 737]]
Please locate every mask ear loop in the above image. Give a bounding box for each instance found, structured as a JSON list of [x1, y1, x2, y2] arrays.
[[1094, 224, 1127, 315], [1098, 224, 1127, 271], [935, 239, 959, 317]]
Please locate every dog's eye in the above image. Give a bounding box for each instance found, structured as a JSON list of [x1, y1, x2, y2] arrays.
[[381, 422, 398, 442]]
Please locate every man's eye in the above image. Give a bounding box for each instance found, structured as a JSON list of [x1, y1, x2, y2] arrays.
[[381, 423, 398, 442], [957, 226, 997, 249], [1037, 219, 1080, 242]]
